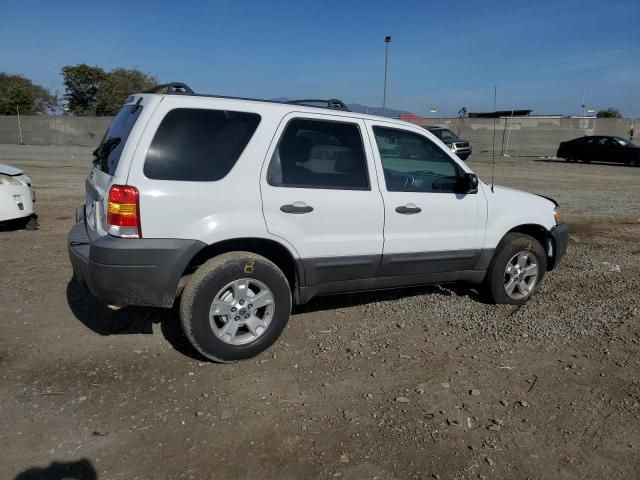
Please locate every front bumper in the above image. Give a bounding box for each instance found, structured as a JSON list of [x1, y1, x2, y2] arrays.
[[0, 184, 34, 222], [548, 223, 569, 270], [68, 217, 205, 308]]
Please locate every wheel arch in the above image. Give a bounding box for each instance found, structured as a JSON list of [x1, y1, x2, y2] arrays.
[[500, 223, 558, 270], [179, 237, 303, 298]]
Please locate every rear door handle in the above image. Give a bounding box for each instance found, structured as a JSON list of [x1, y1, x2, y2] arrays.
[[395, 204, 421, 215], [280, 202, 314, 214]]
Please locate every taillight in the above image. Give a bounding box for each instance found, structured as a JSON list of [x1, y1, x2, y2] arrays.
[[107, 185, 141, 238]]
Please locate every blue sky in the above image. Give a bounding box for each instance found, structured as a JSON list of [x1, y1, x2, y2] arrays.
[[1, 0, 638, 116]]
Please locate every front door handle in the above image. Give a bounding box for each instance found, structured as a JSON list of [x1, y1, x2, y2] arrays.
[[395, 204, 421, 215], [280, 202, 314, 214]]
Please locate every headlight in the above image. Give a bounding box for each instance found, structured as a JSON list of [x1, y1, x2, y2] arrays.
[[446, 143, 454, 149], [553, 206, 563, 225], [0, 174, 23, 186]]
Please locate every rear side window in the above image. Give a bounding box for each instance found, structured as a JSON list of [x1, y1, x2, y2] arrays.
[[144, 108, 261, 181], [268, 118, 369, 190], [93, 104, 143, 176]]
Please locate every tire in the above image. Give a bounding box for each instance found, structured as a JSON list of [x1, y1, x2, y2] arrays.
[[180, 251, 292, 362], [482, 233, 547, 305]]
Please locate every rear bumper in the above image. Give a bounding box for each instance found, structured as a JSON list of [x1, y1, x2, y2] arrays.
[[68, 218, 205, 308], [548, 223, 569, 270]]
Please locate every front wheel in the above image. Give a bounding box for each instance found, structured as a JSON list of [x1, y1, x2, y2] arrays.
[[483, 233, 547, 305], [180, 252, 292, 362]]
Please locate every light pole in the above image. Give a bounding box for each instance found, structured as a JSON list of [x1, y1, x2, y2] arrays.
[[383, 35, 391, 115], [16, 105, 24, 145]]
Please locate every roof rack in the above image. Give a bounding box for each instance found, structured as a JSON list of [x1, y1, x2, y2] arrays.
[[288, 99, 350, 111], [145, 82, 195, 95], [143, 83, 350, 112]]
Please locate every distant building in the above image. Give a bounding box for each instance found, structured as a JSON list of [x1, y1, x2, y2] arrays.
[[398, 113, 420, 119], [468, 109, 532, 118]]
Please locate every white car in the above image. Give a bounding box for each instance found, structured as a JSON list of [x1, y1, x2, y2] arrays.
[[68, 82, 568, 362], [0, 163, 35, 223]]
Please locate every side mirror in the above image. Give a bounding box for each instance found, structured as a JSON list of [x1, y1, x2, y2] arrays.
[[459, 173, 478, 194]]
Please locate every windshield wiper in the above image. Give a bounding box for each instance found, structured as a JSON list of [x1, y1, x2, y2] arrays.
[[92, 137, 122, 162]]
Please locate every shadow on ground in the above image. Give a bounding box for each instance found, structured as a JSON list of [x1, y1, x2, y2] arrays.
[[294, 282, 484, 314], [534, 158, 629, 167], [66, 278, 206, 361], [15, 458, 96, 480], [67, 276, 483, 359], [0, 215, 38, 232]]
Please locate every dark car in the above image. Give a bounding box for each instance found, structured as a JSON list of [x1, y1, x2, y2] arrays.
[[557, 136, 640, 166], [425, 126, 472, 160]]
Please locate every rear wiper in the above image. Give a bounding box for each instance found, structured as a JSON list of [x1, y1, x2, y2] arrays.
[[92, 137, 122, 161]]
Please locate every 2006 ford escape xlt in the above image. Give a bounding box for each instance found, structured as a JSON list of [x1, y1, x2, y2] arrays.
[[68, 83, 569, 362]]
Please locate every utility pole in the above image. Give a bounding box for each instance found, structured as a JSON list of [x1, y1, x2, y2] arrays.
[[16, 105, 24, 145], [581, 89, 586, 118], [383, 35, 391, 115]]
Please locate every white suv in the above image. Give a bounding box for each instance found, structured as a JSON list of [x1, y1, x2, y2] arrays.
[[68, 83, 568, 362]]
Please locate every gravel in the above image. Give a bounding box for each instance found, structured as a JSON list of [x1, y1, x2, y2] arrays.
[[1, 146, 639, 480]]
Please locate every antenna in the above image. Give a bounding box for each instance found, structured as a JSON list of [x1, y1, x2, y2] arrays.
[[490, 86, 497, 193]]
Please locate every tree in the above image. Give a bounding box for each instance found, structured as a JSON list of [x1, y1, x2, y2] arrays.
[[61, 64, 106, 115], [457, 106, 468, 119], [0, 73, 57, 115], [596, 108, 622, 118], [95, 68, 156, 116]]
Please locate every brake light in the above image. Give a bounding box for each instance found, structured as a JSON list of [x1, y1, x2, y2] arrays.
[[107, 185, 141, 238]]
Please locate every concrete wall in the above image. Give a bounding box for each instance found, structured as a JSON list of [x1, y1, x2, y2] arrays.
[[0, 115, 637, 157], [0, 116, 113, 147], [406, 117, 636, 157]]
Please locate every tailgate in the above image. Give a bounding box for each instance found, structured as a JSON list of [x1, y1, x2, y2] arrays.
[[85, 98, 149, 236]]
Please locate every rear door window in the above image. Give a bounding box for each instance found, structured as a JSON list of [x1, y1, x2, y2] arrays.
[[268, 118, 370, 190], [93, 104, 143, 176], [144, 108, 261, 181]]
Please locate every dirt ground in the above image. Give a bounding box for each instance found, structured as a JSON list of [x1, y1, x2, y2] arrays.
[[1, 145, 639, 480]]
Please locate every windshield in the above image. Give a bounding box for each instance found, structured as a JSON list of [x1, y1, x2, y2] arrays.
[[430, 128, 458, 142], [93, 104, 143, 176], [612, 137, 636, 147]]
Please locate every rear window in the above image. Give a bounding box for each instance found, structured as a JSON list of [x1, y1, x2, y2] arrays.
[[93, 104, 143, 176], [144, 108, 261, 181]]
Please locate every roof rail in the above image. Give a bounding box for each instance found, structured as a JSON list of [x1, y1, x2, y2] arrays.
[[145, 82, 195, 95], [288, 99, 350, 111], [141, 85, 351, 112]]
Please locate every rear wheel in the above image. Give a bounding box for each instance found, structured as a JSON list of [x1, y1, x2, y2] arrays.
[[180, 252, 291, 362], [483, 233, 547, 305]]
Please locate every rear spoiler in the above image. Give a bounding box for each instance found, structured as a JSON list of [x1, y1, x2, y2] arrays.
[[144, 83, 195, 95]]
